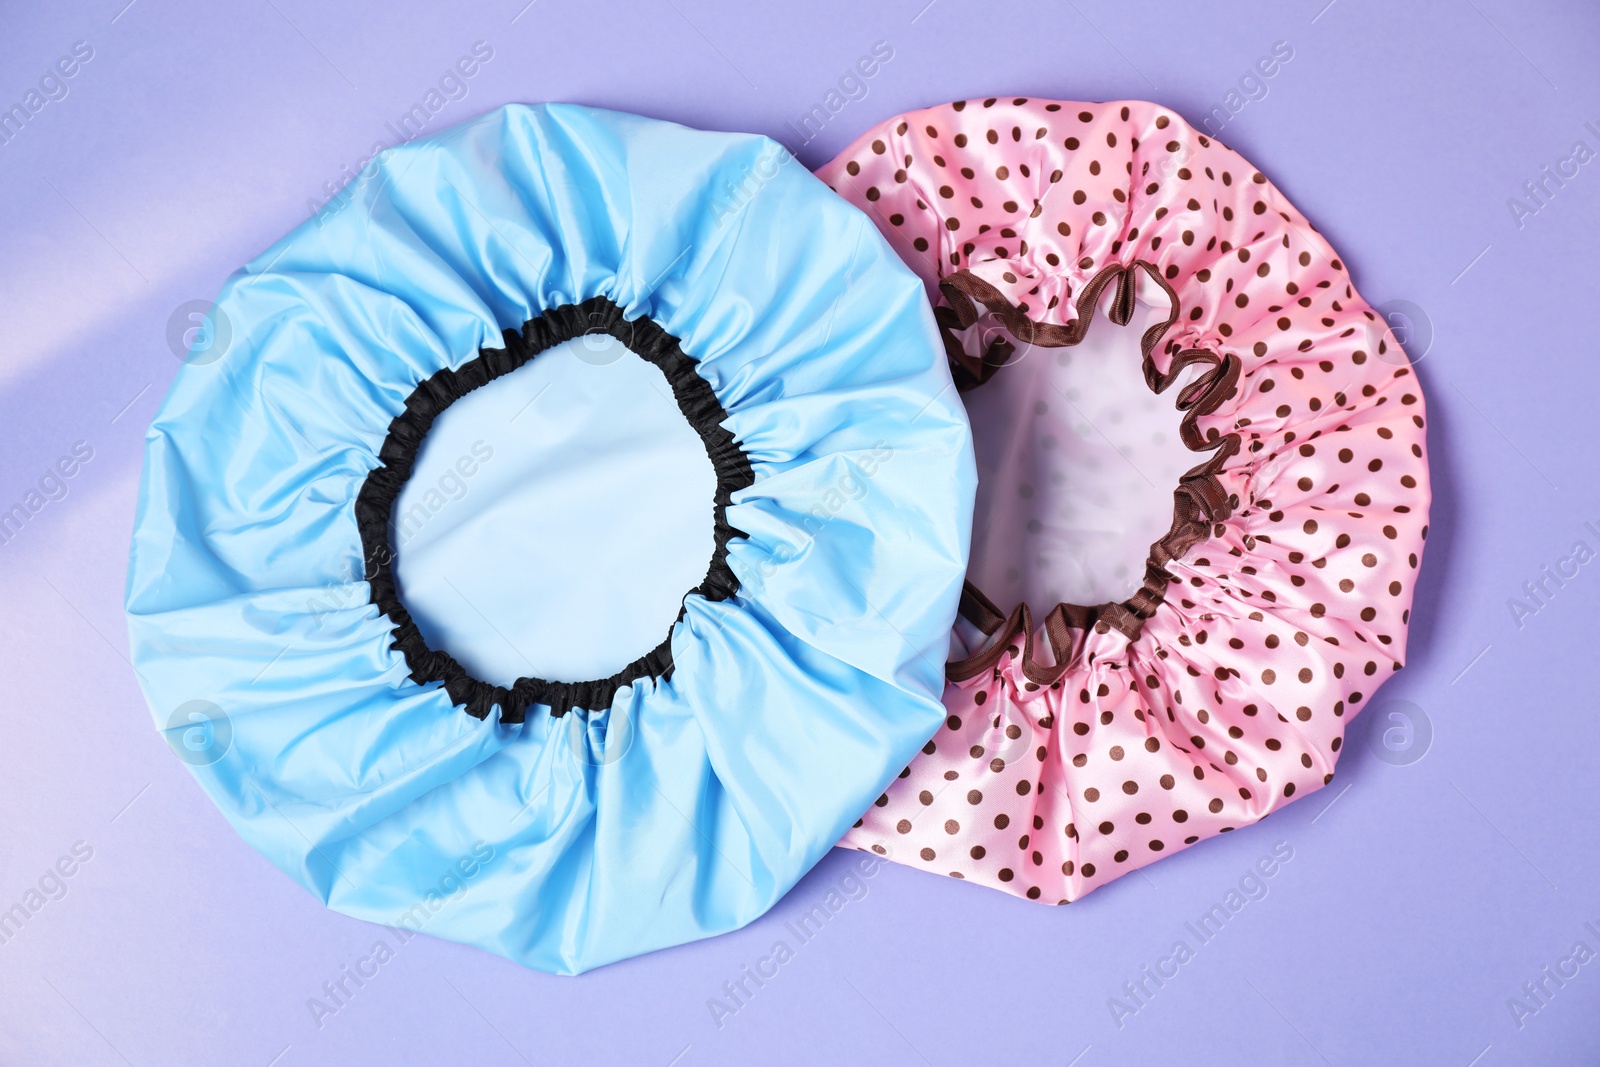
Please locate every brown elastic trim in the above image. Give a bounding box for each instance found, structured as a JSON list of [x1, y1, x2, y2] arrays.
[[943, 260, 1242, 686], [939, 263, 1131, 390], [957, 581, 1010, 635], [948, 581, 1031, 684]]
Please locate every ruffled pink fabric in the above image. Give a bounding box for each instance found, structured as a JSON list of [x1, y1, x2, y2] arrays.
[[817, 98, 1431, 904]]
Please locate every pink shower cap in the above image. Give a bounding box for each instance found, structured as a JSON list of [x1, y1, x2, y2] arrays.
[[817, 98, 1430, 903]]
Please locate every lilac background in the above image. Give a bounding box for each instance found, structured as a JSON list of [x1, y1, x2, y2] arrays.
[[3, 0, 1598, 1063]]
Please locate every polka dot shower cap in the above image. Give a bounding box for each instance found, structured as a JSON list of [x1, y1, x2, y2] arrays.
[[817, 98, 1429, 903], [126, 103, 974, 972]]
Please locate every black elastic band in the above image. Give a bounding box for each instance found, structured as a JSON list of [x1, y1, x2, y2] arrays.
[[355, 296, 754, 722]]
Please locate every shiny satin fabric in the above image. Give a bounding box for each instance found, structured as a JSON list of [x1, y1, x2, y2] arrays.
[[817, 98, 1429, 904], [125, 104, 975, 974]]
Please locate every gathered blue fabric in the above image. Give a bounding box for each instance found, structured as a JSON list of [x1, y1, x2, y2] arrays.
[[125, 103, 974, 974]]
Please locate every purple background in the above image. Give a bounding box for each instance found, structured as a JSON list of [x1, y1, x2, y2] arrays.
[[3, 0, 1598, 1063]]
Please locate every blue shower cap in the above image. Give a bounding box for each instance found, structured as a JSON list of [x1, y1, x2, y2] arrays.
[[125, 104, 974, 974]]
